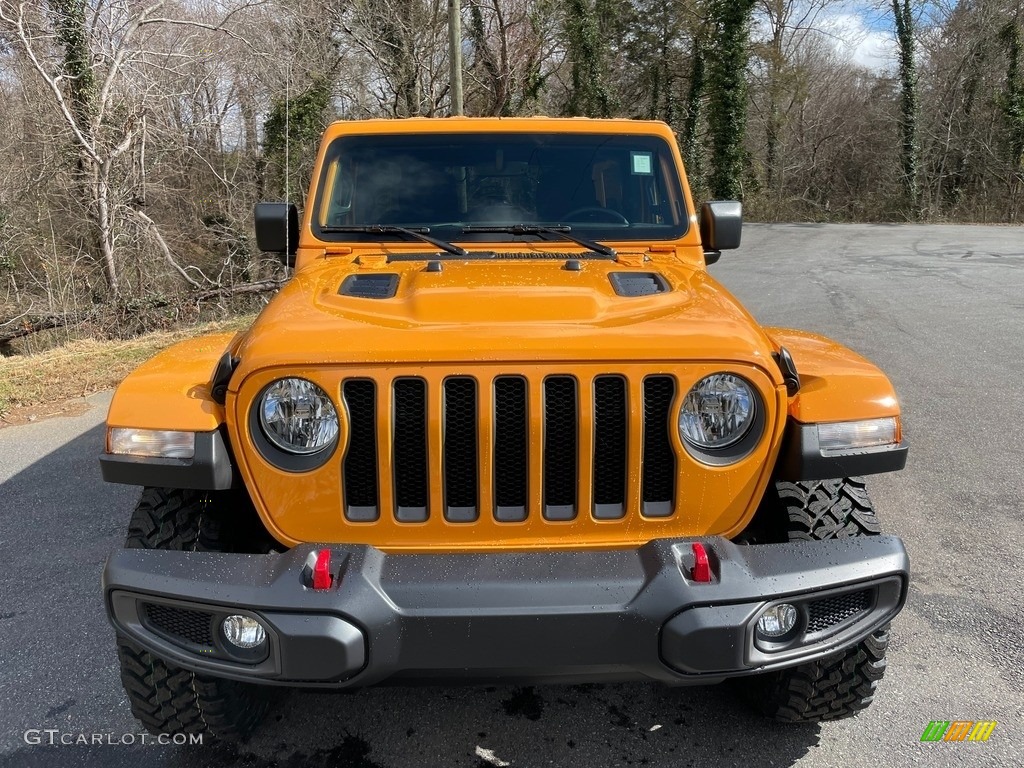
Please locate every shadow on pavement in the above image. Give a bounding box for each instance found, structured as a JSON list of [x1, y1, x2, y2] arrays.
[[4, 681, 822, 768]]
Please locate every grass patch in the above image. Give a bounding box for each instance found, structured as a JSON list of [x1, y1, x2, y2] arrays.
[[0, 316, 254, 419]]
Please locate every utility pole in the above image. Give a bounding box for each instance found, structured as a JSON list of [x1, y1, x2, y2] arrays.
[[448, 0, 464, 115]]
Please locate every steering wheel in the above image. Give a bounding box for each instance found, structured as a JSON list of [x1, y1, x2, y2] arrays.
[[561, 207, 630, 225]]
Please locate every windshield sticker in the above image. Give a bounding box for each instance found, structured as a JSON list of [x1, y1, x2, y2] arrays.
[[631, 151, 653, 175]]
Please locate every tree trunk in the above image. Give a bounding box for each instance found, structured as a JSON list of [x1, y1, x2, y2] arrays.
[[1001, 19, 1024, 221], [563, 0, 614, 117], [681, 24, 708, 195], [764, 2, 786, 193], [707, 0, 756, 200], [892, 0, 921, 218], [95, 161, 119, 294], [239, 87, 265, 200], [448, 0, 464, 115]]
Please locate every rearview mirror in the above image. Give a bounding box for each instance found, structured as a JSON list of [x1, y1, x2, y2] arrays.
[[699, 201, 743, 264], [254, 202, 299, 266]]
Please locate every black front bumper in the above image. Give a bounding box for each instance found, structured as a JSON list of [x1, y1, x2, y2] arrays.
[[103, 536, 909, 687]]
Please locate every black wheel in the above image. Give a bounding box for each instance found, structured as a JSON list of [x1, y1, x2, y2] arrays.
[[116, 488, 277, 741], [742, 478, 890, 722]]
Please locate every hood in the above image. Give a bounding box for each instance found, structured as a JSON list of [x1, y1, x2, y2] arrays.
[[233, 256, 780, 381]]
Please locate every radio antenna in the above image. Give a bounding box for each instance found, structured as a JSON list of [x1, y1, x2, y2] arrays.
[[285, 61, 291, 264]]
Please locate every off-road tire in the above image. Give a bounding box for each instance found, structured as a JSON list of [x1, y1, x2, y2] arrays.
[[777, 478, 881, 541], [116, 487, 276, 741], [746, 478, 890, 722]]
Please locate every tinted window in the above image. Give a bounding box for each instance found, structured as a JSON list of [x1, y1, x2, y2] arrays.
[[313, 132, 688, 243]]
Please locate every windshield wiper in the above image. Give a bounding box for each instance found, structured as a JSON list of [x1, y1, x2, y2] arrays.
[[320, 225, 468, 257], [461, 224, 616, 258]]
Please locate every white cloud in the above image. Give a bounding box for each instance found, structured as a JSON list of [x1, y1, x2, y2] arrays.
[[818, 12, 897, 71]]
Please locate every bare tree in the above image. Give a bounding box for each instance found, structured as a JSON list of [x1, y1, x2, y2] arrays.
[[0, 1, 261, 294], [465, 0, 559, 116], [342, 0, 451, 117], [751, 0, 845, 194], [5, 0, 1024, 349]]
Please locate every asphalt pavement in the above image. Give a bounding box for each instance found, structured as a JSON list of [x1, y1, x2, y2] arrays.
[[0, 223, 1021, 767]]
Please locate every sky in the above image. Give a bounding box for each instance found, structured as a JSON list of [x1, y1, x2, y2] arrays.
[[796, 2, 903, 71], [826, 9, 898, 69], [831, 2, 952, 70], [749, 2, 901, 72]]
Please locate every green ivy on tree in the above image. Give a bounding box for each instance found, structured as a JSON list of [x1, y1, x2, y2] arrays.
[[263, 78, 332, 201], [49, 0, 95, 132], [892, 0, 921, 218], [706, 0, 756, 200], [1001, 21, 1024, 173], [562, 0, 616, 117]]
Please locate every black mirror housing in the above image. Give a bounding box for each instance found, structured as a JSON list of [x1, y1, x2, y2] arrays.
[[254, 202, 299, 264], [700, 201, 743, 260]]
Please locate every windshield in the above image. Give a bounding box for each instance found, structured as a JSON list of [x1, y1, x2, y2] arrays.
[[312, 132, 689, 245]]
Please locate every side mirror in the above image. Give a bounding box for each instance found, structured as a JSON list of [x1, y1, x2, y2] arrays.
[[699, 201, 743, 265], [254, 202, 299, 265]]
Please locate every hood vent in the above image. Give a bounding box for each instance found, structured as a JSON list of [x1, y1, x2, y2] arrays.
[[609, 272, 670, 297], [339, 274, 399, 299]]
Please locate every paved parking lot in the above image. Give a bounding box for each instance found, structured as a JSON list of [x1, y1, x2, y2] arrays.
[[0, 223, 1021, 767]]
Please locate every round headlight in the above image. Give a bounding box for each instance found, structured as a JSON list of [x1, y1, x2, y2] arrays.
[[259, 378, 339, 455], [679, 374, 756, 449]]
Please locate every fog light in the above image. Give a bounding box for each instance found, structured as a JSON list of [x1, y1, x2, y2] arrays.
[[222, 615, 267, 649], [757, 604, 798, 638]]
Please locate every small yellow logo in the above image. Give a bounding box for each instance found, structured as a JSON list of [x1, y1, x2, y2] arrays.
[[920, 721, 997, 742]]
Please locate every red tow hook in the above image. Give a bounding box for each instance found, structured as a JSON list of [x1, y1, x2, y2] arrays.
[[690, 542, 712, 583], [312, 548, 333, 590]]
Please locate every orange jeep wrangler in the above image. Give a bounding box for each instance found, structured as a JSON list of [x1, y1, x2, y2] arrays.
[[101, 118, 909, 740]]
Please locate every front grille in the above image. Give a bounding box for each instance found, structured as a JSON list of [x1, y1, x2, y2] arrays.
[[444, 378, 479, 521], [393, 378, 429, 522], [806, 589, 872, 633], [339, 372, 679, 523], [543, 376, 578, 520], [143, 603, 215, 648], [593, 376, 628, 519], [493, 377, 528, 521], [641, 377, 676, 517], [342, 380, 379, 521]]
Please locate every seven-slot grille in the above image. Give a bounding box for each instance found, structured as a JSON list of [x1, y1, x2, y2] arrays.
[[340, 374, 677, 523]]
